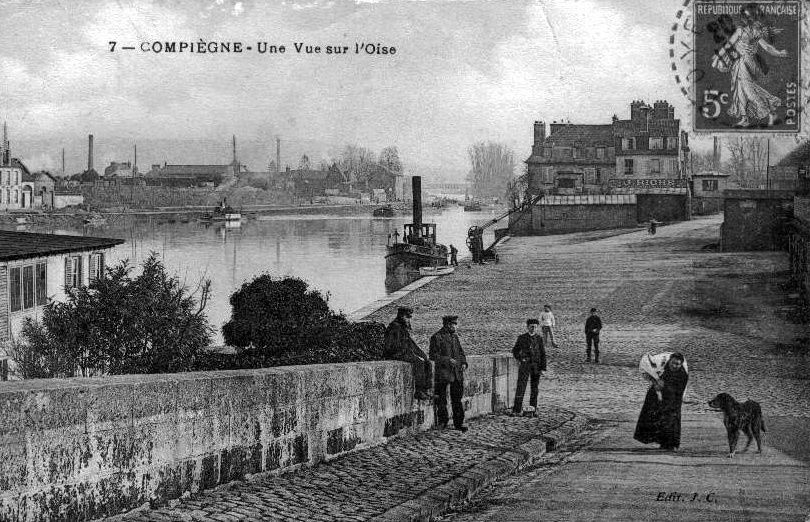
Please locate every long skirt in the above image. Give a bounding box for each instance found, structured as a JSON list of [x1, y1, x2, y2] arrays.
[[633, 387, 683, 448]]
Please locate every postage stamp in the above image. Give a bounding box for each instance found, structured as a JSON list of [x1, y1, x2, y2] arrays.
[[692, 1, 802, 133]]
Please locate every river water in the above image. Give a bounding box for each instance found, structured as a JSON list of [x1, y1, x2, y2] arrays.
[[13, 205, 502, 343]]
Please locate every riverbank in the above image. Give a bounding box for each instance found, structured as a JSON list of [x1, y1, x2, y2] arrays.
[[0, 200, 422, 227]]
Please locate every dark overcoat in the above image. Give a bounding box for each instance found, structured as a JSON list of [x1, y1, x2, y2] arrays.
[[429, 327, 466, 383]]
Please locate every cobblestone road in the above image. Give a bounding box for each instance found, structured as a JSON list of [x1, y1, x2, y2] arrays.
[[118, 409, 579, 521]]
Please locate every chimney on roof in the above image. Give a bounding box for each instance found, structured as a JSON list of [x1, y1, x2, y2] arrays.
[[533, 121, 546, 147], [653, 100, 672, 120], [232, 135, 237, 164], [630, 100, 648, 122], [87, 134, 94, 171]]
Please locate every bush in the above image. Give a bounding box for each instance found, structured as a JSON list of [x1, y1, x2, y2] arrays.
[[17, 253, 213, 377], [221, 275, 386, 367]]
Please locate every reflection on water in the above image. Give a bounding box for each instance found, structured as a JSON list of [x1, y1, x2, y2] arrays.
[[10, 206, 501, 343]]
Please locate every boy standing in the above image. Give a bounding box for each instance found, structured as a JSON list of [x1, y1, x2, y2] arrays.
[[585, 308, 603, 363], [539, 304, 558, 349]]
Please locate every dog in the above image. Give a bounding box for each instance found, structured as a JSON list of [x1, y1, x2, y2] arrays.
[[708, 393, 766, 458]]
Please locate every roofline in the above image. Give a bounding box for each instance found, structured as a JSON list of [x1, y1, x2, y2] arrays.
[[0, 238, 125, 263]]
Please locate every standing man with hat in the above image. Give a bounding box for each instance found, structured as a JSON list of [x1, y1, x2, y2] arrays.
[[429, 315, 468, 432], [383, 307, 433, 401], [512, 318, 546, 416]]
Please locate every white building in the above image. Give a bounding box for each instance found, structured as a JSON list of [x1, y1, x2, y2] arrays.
[[0, 231, 125, 343]]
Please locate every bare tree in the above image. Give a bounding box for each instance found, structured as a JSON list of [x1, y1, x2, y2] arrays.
[[725, 137, 768, 188], [379, 146, 403, 175], [467, 141, 516, 199], [339, 145, 377, 184]]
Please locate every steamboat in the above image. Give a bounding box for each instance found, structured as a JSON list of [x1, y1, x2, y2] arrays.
[[385, 176, 448, 283]]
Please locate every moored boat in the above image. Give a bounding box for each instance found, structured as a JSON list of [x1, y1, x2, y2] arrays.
[[386, 177, 449, 284], [372, 205, 395, 217], [418, 266, 455, 276]]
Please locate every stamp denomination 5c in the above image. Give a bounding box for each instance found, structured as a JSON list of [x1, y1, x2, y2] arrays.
[[693, 1, 801, 133]]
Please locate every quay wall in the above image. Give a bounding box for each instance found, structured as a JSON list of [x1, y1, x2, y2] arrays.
[[509, 202, 636, 235], [0, 355, 520, 521]]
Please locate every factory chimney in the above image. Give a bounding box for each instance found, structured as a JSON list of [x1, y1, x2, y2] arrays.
[[87, 134, 94, 171]]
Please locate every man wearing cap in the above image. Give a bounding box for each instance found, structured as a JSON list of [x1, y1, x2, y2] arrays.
[[429, 315, 468, 432], [585, 307, 603, 363], [383, 307, 433, 401], [512, 318, 546, 416]]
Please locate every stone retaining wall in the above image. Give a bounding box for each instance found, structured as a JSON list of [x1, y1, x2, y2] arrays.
[[0, 355, 519, 521]]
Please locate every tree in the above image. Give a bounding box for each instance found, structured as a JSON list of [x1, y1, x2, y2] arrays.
[[467, 142, 516, 199], [379, 146, 403, 175], [222, 275, 387, 363], [505, 166, 529, 210], [17, 253, 212, 377], [298, 154, 311, 171], [338, 145, 377, 184], [725, 137, 768, 188]]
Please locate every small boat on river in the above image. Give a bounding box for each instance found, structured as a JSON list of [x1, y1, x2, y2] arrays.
[[418, 266, 455, 277], [372, 205, 395, 217], [201, 204, 241, 223], [463, 200, 481, 212]]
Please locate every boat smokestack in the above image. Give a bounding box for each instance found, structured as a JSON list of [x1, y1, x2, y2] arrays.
[[412, 176, 422, 231]]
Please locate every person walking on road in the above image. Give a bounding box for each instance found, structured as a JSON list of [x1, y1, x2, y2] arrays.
[[512, 319, 546, 416], [585, 308, 603, 363], [540, 304, 558, 349], [383, 307, 433, 401], [449, 244, 459, 266], [429, 315, 468, 432]]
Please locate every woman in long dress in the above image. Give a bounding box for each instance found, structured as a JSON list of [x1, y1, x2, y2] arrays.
[[714, 5, 789, 127], [634, 352, 689, 451]]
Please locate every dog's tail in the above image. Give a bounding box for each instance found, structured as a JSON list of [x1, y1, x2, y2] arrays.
[[760, 417, 767, 433]]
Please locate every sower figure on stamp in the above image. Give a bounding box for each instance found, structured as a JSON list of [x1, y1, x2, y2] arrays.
[[383, 307, 433, 401], [512, 319, 546, 417], [585, 307, 603, 363], [429, 315, 468, 432]]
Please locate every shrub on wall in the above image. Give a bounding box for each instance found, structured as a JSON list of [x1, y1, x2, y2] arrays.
[[220, 275, 386, 367], [17, 253, 213, 377]]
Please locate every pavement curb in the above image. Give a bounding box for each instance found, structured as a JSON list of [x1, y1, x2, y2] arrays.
[[372, 413, 590, 522]]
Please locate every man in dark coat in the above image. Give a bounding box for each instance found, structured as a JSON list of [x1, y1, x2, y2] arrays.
[[585, 307, 603, 363], [512, 318, 546, 416], [449, 244, 459, 266], [429, 315, 468, 432], [383, 307, 433, 401]]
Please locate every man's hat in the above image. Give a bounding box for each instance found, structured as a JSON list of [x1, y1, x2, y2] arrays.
[[397, 307, 413, 317], [442, 315, 459, 325], [590, 307, 597, 313], [526, 318, 539, 325]]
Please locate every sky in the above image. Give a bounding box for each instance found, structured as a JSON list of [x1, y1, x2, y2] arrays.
[[0, 0, 796, 177]]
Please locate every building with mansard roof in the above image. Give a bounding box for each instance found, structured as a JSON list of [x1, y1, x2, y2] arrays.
[[526, 100, 689, 196]]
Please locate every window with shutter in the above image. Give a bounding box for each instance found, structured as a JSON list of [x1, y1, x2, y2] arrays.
[[36, 262, 47, 305], [9, 267, 21, 312], [89, 253, 105, 283], [65, 257, 72, 289], [23, 266, 34, 309]]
